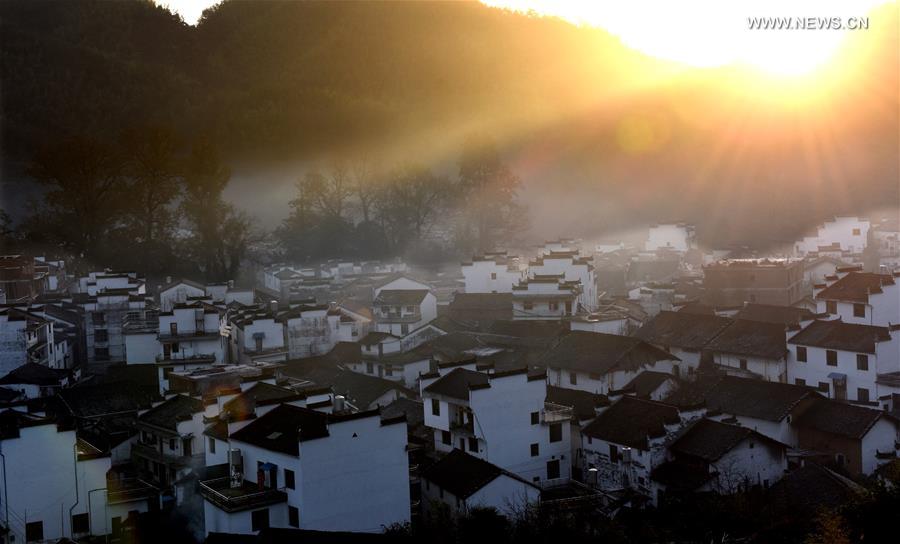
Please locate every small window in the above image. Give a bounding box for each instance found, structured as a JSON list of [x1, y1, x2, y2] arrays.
[[795, 378, 806, 386], [549, 423, 563, 443], [826, 350, 838, 366], [72, 513, 90, 534], [366, 362, 374, 374], [530, 443, 539, 457], [609, 444, 620, 463], [569, 372, 577, 385], [857, 388, 870, 403], [91, 312, 105, 325], [95, 329, 108, 343], [818, 382, 829, 394], [441, 430, 451, 445], [285, 469, 295, 490], [26, 521, 43, 542], [288, 506, 299, 528], [857, 354, 869, 371], [549, 302, 559, 311], [468, 436, 478, 452], [385, 365, 393, 377], [431, 399, 440, 416], [739, 359, 748, 371], [251, 508, 270, 531], [796, 346, 807, 362], [170, 322, 178, 335], [853, 304, 866, 318], [852, 228, 861, 236], [530, 411, 539, 425], [169, 438, 177, 451], [208, 437, 216, 454], [523, 301, 534, 310], [825, 300, 837, 314], [490, 272, 497, 280]]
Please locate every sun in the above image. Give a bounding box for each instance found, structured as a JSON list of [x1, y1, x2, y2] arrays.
[[482, 0, 891, 77]]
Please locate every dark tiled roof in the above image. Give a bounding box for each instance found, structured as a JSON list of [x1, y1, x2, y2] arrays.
[[788, 319, 890, 354], [733, 304, 816, 326], [671, 419, 774, 461], [706, 319, 788, 360], [204, 419, 229, 441], [281, 356, 411, 409], [538, 331, 677, 374], [373, 289, 429, 305], [703, 375, 815, 421], [794, 398, 886, 439], [229, 404, 330, 455], [634, 311, 733, 351], [422, 449, 533, 499], [380, 398, 424, 430], [621, 371, 674, 398], [139, 395, 203, 432], [582, 396, 680, 450], [448, 293, 513, 321], [816, 272, 894, 303], [423, 368, 489, 401], [358, 331, 398, 347], [769, 464, 863, 517], [0, 363, 66, 386], [58, 381, 158, 418], [222, 382, 301, 420], [546, 385, 609, 420], [486, 320, 567, 338]]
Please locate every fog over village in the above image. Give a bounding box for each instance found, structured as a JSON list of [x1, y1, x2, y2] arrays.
[[0, 1, 899, 543]]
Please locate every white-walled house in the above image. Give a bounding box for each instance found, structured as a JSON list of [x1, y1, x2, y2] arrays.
[[421, 367, 572, 484], [814, 271, 900, 327], [540, 331, 679, 395], [0, 411, 111, 542], [794, 397, 900, 476], [634, 311, 734, 379], [125, 302, 227, 394], [706, 319, 789, 383], [158, 279, 207, 312], [0, 308, 71, 375], [699, 375, 821, 448], [795, 216, 870, 256], [199, 404, 410, 536], [372, 276, 437, 336], [511, 275, 580, 320], [227, 305, 289, 365], [645, 223, 696, 253], [282, 304, 371, 359], [421, 449, 541, 517], [461, 252, 525, 294], [528, 250, 598, 312], [787, 319, 900, 404], [652, 418, 787, 500], [581, 396, 684, 498]]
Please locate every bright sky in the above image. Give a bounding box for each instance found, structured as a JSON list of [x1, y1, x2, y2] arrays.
[[157, 0, 216, 26], [484, 0, 892, 75]]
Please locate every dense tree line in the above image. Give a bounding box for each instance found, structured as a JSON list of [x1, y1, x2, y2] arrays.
[[9, 127, 255, 281], [276, 136, 525, 263]]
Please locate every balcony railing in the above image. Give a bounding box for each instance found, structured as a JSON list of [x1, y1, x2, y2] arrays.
[[450, 419, 475, 435], [156, 353, 217, 364], [375, 312, 422, 323], [158, 331, 221, 342], [107, 477, 158, 505], [542, 402, 574, 424], [199, 477, 287, 513]]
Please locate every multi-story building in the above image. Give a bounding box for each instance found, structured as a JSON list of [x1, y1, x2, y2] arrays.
[[0, 307, 71, 375], [0, 255, 48, 303], [226, 303, 289, 365], [461, 252, 525, 294], [787, 319, 900, 404], [794, 216, 870, 257], [540, 331, 679, 395], [633, 311, 734, 378], [372, 276, 436, 336], [814, 270, 900, 326], [528, 250, 597, 312], [421, 364, 572, 484], [511, 275, 580, 320], [199, 403, 410, 536], [645, 223, 696, 253], [281, 303, 371, 359], [702, 259, 805, 307]]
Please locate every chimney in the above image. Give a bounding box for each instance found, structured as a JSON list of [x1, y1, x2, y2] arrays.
[[333, 395, 346, 413], [270, 300, 278, 314]]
